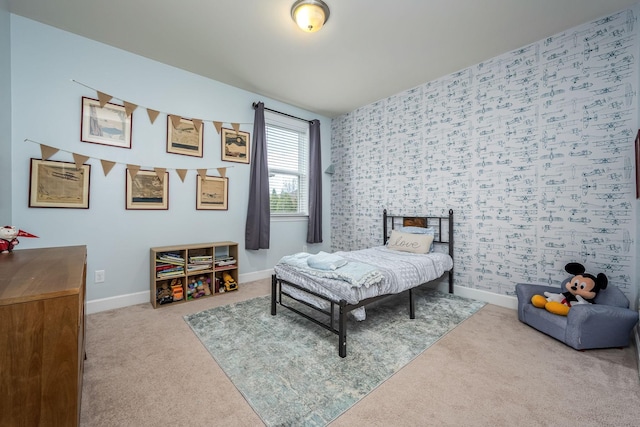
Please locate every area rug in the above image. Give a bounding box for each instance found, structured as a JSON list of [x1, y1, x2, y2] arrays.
[[184, 287, 485, 426]]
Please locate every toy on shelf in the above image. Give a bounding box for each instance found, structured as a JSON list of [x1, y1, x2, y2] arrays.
[[199, 276, 212, 296], [170, 278, 183, 301], [156, 283, 174, 305], [186, 280, 196, 300], [222, 272, 238, 292], [0, 226, 38, 254]]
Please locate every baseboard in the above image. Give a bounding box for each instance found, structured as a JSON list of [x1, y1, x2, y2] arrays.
[[86, 269, 276, 314], [434, 282, 518, 310], [86, 291, 149, 315]]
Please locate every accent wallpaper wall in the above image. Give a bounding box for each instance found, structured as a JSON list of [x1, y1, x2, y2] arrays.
[[330, 7, 638, 302]]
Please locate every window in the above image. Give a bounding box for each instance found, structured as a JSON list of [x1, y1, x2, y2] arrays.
[[265, 111, 309, 216]]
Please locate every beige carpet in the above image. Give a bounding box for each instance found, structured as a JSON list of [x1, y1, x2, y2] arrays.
[[81, 279, 640, 426]]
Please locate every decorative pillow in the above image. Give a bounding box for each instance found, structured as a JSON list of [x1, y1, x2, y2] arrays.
[[386, 230, 434, 254], [397, 226, 436, 251]]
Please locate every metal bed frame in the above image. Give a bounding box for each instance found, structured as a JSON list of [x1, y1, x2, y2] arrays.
[[271, 209, 454, 358]]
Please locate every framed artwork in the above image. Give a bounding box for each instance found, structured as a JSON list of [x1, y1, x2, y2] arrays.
[[126, 169, 169, 210], [167, 117, 203, 157], [636, 129, 640, 199], [81, 97, 132, 148], [196, 175, 228, 210], [29, 158, 91, 208], [221, 128, 250, 163]]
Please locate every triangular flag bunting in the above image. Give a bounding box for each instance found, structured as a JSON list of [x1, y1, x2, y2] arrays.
[[231, 123, 240, 132], [213, 121, 223, 134], [40, 144, 59, 160], [192, 119, 203, 132], [16, 230, 38, 238], [217, 167, 227, 178], [147, 108, 160, 124], [154, 168, 166, 182], [169, 115, 182, 129], [100, 160, 116, 176], [127, 164, 141, 179], [197, 169, 208, 178], [72, 153, 90, 169], [123, 101, 138, 117], [97, 91, 112, 107], [176, 169, 188, 182]]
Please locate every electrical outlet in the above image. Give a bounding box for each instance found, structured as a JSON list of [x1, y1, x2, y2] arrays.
[[95, 270, 105, 283]]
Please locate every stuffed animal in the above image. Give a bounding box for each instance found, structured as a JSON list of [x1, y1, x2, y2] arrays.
[[531, 262, 608, 316], [170, 278, 184, 301], [156, 283, 174, 305], [0, 226, 38, 253]]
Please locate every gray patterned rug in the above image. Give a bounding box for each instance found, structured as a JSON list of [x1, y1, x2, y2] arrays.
[[184, 287, 485, 426]]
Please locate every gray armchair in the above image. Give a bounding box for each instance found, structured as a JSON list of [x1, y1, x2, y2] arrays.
[[516, 282, 639, 350]]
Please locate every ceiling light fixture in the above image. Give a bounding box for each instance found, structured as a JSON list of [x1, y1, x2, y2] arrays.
[[291, 0, 330, 33]]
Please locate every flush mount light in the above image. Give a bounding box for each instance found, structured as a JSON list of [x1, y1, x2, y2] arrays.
[[291, 0, 330, 33]]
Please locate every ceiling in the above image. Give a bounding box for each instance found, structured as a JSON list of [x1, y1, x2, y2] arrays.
[[7, 0, 639, 118]]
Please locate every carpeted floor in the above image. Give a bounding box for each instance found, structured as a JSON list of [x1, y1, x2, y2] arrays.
[[184, 288, 485, 426], [80, 278, 640, 426]]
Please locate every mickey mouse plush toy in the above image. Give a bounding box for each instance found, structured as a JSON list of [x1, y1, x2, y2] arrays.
[[531, 262, 608, 316]]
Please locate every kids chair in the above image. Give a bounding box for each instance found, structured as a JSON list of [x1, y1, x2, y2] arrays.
[[515, 282, 638, 350]]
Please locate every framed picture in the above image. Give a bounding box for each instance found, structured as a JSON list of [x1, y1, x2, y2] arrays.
[[29, 158, 91, 208], [636, 129, 640, 199], [81, 97, 132, 148], [221, 128, 250, 163], [196, 175, 228, 210], [167, 117, 203, 157], [126, 169, 169, 210]]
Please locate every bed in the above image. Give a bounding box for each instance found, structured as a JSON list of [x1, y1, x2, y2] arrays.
[[271, 209, 454, 357]]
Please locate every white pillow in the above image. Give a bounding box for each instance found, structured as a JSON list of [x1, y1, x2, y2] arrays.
[[386, 230, 434, 254]]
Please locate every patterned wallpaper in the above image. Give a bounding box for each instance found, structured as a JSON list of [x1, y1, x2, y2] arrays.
[[330, 7, 638, 300]]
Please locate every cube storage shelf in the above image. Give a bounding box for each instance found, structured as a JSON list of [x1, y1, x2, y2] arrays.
[[150, 241, 238, 309]]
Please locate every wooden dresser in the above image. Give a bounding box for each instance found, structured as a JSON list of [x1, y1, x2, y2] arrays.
[[0, 246, 87, 427]]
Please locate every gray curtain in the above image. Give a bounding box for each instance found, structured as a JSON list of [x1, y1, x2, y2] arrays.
[[245, 102, 270, 250], [306, 119, 322, 243]]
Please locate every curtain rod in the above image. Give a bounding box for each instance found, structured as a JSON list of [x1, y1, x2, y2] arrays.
[[252, 102, 312, 123]]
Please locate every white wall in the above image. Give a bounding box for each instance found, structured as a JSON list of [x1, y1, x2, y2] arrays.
[[9, 15, 332, 307], [0, 0, 11, 223]]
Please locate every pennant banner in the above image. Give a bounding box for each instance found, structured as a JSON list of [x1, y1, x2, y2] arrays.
[[213, 121, 223, 134], [40, 144, 59, 160], [25, 140, 234, 182], [100, 160, 116, 176], [72, 153, 90, 169], [123, 101, 138, 117], [97, 91, 112, 107], [192, 119, 203, 132], [176, 169, 188, 182], [147, 108, 160, 124], [169, 114, 182, 129], [231, 122, 240, 132], [127, 164, 141, 179], [154, 167, 166, 182]]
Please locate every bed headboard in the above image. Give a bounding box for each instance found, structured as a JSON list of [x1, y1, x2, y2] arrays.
[[382, 209, 454, 293]]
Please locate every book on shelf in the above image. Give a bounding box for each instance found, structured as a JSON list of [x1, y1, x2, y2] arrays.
[[215, 259, 237, 268], [156, 257, 185, 266], [157, 269, 184, 279], [187, 264, 212, 272], [189, 255, 213, 262]]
